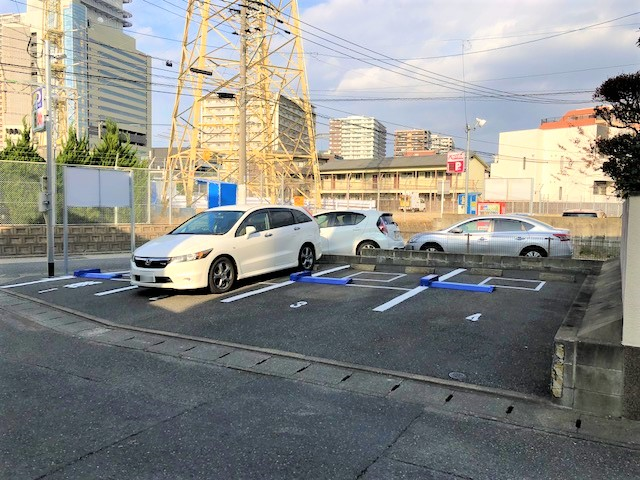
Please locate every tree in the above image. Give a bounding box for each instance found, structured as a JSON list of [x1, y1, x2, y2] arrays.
[[89, 119, 140, 167], [0, 118, 44, 162], [593, 39, 640, 197], [57, 127, 90, 165]]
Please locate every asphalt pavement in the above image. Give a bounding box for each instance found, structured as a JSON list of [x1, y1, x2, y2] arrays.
[[1, 254, 640, 479]]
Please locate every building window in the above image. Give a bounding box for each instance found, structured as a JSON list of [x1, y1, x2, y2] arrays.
[[593, 180, 612, 196]]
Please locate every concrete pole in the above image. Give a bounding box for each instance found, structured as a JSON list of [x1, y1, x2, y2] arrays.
[[45, 40, 55, 277], [237, 5, 247, 204], [464, 123, 470, 215]]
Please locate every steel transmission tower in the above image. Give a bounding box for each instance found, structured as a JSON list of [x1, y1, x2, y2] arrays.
[[41, 0, 68, 149], [165, 0, 320, 207]]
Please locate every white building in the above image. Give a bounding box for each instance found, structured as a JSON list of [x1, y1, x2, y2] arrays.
[[490, 108, 617, 203], [429, 134, 455, 153], [329, 115, 387, 160]]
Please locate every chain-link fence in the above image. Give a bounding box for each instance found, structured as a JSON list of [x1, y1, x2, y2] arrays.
[[0, 161, 223, 226]]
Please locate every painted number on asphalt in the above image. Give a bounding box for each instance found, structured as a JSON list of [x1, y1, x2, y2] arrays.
[[290, 301, 308, 309]]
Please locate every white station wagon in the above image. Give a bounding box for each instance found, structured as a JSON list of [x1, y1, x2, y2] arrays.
[[131, 205, 322, 293]]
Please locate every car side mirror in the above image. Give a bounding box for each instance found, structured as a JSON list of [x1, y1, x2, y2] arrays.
[[245, 225, 257, 236], [450, 227, 463, 234]]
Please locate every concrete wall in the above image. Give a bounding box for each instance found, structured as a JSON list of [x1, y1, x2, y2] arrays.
[[0, 224, 173, 257], [550, 195, 640, 420], [621, 196, 640, 419], [551, 260, 623, 416]]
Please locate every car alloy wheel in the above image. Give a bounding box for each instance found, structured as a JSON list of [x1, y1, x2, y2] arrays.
[[298, 244, 315, 270], [209, 256, 236, 293]]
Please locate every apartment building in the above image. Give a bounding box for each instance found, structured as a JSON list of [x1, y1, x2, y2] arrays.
[[0, 15, 33, 146], [490, 108, 616, 203], [329, 115, 387, 160], [429, 134, 455, 153], [394, 129, 430, 156], [318, 153, 489, 207]]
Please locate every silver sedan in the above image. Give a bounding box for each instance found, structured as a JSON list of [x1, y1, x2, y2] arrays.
[[404, 215, 573, 258]]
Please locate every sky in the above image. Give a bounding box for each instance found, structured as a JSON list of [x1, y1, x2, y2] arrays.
[[2, 0, 638, 160]]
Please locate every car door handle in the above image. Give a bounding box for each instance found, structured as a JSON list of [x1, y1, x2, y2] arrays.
[[294, 226, 301, 231], [264, 233, 273, 237]]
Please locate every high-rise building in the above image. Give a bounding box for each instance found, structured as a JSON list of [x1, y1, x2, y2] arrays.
[[7, 0, 153, 154], [0, 14, 33, 147], [394, 129, 431, 156], [200, 95, 314, 168], [429, 134, 455, 153], [329, 115, 387, 160]]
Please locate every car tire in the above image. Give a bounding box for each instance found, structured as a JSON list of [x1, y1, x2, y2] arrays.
[[420, 243, 444, 252], [520, 246, 547, 258], [356, 240, 378, 255], [298, 244, 316, 271], [208, 256, 236, 294]]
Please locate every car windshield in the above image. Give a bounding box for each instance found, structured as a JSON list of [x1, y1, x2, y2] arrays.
[[170, 210, 244, 235]]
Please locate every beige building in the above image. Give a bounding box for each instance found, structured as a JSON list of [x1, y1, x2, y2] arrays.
[[394, 129, 430, 156], [319, 153, 489, 208], [0, 15, 33, 146], [329, 115, 387, 159], [491, 108, 616, 203]]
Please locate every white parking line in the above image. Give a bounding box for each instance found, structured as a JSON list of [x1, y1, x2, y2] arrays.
[[221, 265, 351, 303], [344, 271, 407, 282], [372, 286, 430, 312], [0, 275, 75, 289], [94, 285, 138, 296], [439, 268, 466, 281], [477, 277, 546, 291], [371, 268, 467, 312], [347, 284, 411, 292], [221, 281, 295, 303]]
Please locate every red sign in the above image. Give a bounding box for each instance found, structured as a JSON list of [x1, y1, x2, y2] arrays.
[[447, 151, 465, 174]]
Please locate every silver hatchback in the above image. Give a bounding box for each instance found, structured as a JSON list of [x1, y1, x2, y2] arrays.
[[404, 215, 572, 258]]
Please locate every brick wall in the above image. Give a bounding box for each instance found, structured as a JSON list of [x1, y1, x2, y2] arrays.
[[0, 224, 173, 257]]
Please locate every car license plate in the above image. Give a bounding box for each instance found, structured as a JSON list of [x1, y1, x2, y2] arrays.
[[140, 274, 154, 283]]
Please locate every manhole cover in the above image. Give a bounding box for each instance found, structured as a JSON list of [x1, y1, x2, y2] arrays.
[[448, 371, 466, 381]]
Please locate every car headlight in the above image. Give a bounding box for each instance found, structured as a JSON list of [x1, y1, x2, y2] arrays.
[[171, 249, 213, 263], [408, 235, 421, 243]]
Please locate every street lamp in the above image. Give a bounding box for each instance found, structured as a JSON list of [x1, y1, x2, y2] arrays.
[[465, 117, 486, 214]]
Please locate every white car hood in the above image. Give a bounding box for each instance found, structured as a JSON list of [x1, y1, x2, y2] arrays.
[[134, 234, 216, 257]]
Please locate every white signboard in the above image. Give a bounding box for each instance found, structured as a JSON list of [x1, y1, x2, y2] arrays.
[[484, 178, 533, 202], [64, 167, 130, 207]]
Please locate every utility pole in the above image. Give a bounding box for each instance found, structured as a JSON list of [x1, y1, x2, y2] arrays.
[[45, 39, 56, 277], [464, 118, 486, 214], [238, 4, 247, 204]]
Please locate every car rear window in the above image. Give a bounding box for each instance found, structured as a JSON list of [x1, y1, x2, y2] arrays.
[[269, 209, 295, 228], [379, 214, 395, 225], [292, 209, 313, 223]]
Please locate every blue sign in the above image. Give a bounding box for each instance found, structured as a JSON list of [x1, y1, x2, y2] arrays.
[[457, 193, 479, 214], [33, 88, 45, 132]]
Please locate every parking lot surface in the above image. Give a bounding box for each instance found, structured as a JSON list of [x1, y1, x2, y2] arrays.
[[1, 260, 586, 397]]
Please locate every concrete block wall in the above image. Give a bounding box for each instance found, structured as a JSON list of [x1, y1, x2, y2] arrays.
[[551, 259, 625, 417], [0, 224, 173, 257]]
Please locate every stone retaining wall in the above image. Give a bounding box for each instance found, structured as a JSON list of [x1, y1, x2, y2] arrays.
[[0, 224, 173, 257]]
